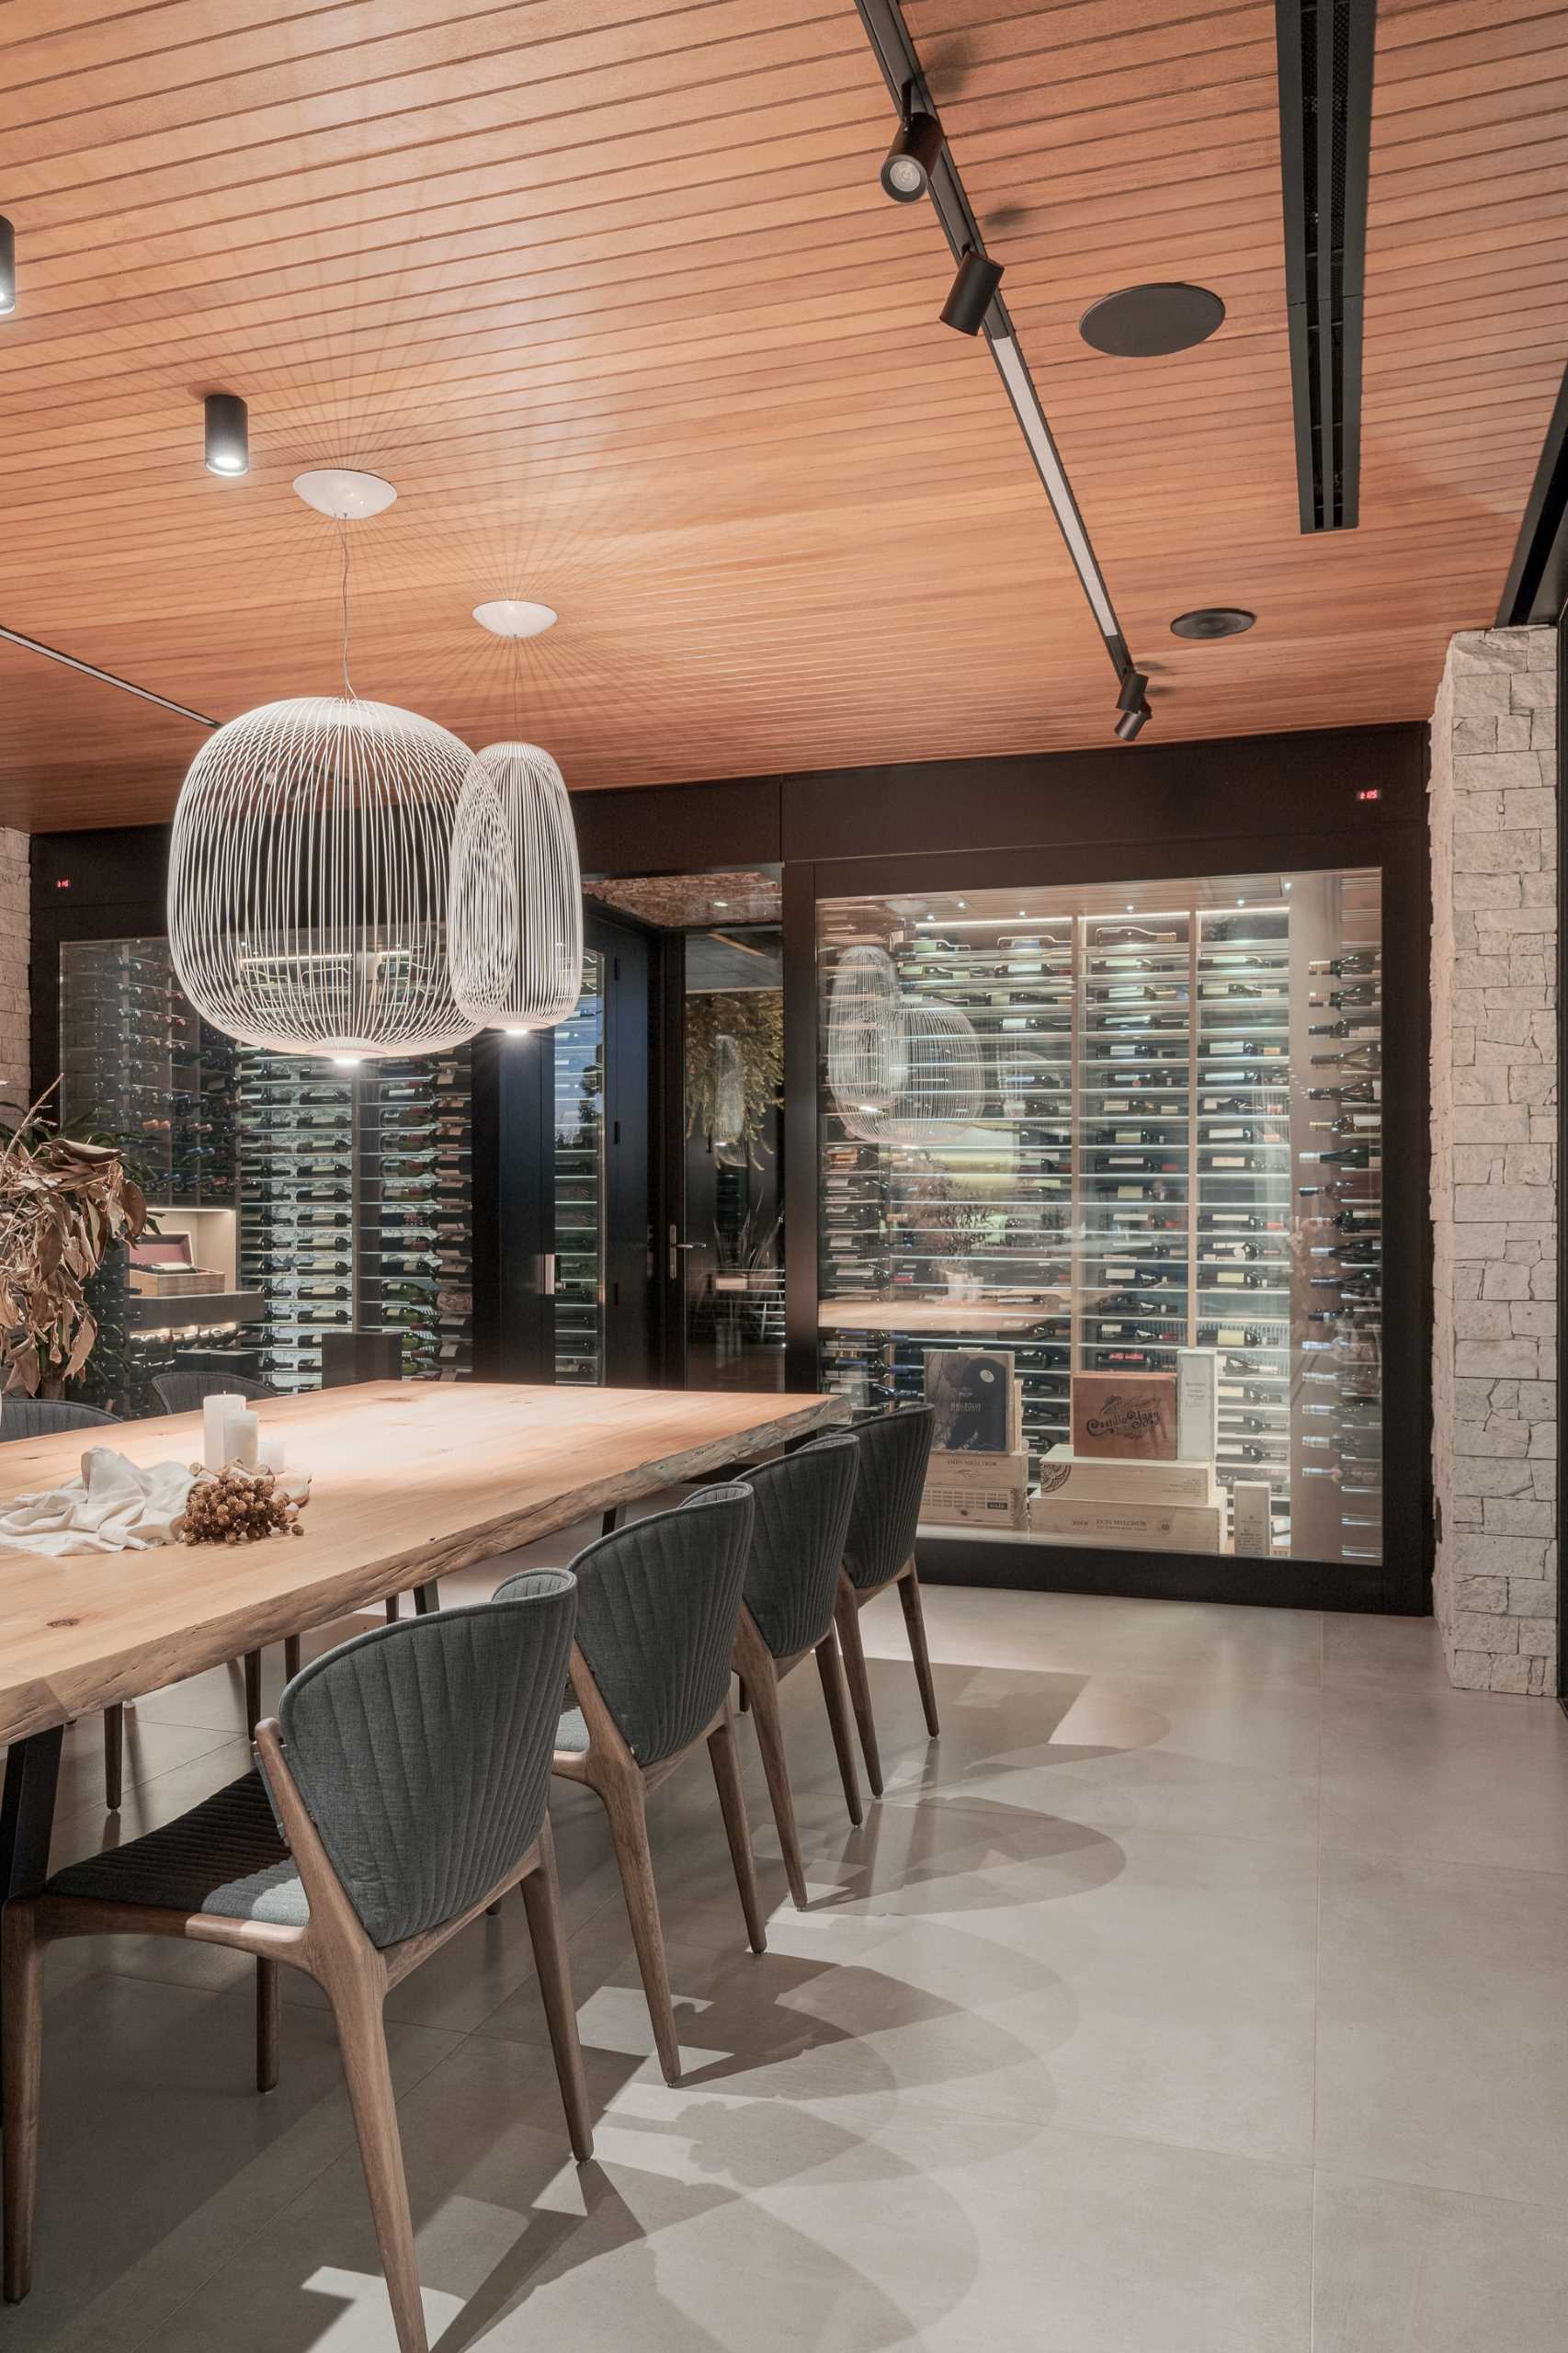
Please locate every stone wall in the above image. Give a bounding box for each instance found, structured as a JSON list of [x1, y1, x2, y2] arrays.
[[0, 827, 28, 1119], [1430, 627, 1558, 1693]]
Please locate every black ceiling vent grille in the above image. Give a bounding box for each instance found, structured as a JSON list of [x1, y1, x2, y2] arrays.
[[1276, 1, 1377, 531]]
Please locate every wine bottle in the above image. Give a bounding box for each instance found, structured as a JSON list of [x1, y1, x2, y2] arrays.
[[1312, 984, 1380, 1009], [1301, 1145, 1374, 1168], [1307, 1081, 1378, 1103], [1309, 951, 1379, 976], [1311, 1044, 1381, 1070]]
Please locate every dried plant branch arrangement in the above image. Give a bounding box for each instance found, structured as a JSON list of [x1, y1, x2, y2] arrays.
[[0, 1082, 148, 1398]]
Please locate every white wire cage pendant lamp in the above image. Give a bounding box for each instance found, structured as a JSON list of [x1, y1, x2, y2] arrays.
[[448, 739, 584, 1035], [167, 470, 482, 1063], [447, 595, 584, 1036]]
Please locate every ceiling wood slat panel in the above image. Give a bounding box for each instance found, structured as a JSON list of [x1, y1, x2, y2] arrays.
[[0, 0, 1563, 829]]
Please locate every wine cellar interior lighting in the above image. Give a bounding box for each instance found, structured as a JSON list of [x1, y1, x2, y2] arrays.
[[203, 392, 249, 478], [880, 101, 944, 202], [0, 216, 14, 315]]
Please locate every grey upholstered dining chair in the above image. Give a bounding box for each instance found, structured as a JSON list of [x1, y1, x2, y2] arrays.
[[3, 1568, 590, 2353], [0, 1399, 120, 1441], [0, 1401, 133, 1806], [536, 1484, 763, 2085], [834, 1404, 939, 1798], [733, 1432, 863, 1905], [151, 1369, 275, 1416]]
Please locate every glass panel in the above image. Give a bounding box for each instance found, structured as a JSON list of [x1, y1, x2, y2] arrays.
[[817, 870, 1383, 1566], [59, 935, 475, 1410], [552, 949, 606, 1384], [682, 927, 785, 1391]]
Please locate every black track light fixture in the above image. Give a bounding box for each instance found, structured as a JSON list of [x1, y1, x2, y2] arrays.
[[881, 92, 944, 203], [0, 217, 14, 317], [941, 248, 1005, 336], [204, 391, 249, 478], [1114, 667, 1151, 741]]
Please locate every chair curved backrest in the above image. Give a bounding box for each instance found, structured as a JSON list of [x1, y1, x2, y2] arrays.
[[742, 1433, 860, 1661], [841, 1404, 934, 1593], [153, 1370, 276, 1416], [274, 1566, 576, 1949], [552, 1485, 755, 1767], [0, 1399, 121, 1442]]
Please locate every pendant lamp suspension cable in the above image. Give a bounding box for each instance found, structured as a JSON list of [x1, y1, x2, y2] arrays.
[[338, 517, 356, 700]]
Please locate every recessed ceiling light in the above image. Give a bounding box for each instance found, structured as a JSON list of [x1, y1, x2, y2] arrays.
[[1283, 880, 1292, 892], [713, 900, 729, 909], [1171, 607, 1256, 639], [294, 469, 396, 519], [473, 598, 557, 639], [1126, 904, 1134, 913], [1236, 897, 1245, 907], [331, 1055, 362, 1069], [1079, 283, 1224, 358]]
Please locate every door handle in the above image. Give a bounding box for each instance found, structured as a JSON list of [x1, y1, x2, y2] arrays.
[[667, 1223, 696, 1280], [540, 1252, 557, 1297]]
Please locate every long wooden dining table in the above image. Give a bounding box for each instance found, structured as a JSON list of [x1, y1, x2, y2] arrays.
[[0, 1381, 850, 1915]]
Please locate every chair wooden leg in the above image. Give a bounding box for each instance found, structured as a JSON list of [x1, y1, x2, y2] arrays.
[[708, 1713, 767, 1956], [814, 1632, 864, 1828], [519, 1818, 593, 2163], [598, 1765, 682, 2085], [283, 1635, 301, 1681], [103, 1704, 123, 1811], [256, 1958, 280, 2094], [834, 1574, 883, 1800], [897, 1563, 941, 1738], [2, 1902, 44, 2303], [324, 1964, 427, 2353], [738, 1641, 807, 1909], [243, 1650, 262, 1737], [412, 1583, 439, 1616], [385, 1597, 400, 1625]]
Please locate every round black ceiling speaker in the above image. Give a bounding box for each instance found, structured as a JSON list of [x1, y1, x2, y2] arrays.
[[1079, 282, 1225, 358], [1170, 608, 1256, 640]]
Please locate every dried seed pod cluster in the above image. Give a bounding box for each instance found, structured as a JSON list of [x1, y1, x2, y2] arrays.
[[175, 1462, 307, 1545]]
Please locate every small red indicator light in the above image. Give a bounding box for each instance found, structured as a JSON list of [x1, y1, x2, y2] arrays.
[[1356, 788, 1381, 802], [55, 877, 71, 889]]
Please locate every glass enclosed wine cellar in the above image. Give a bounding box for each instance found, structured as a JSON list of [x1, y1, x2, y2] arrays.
[[816, 869, 1384, 1567]]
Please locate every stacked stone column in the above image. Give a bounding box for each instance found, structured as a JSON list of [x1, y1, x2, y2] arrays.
[[1430, 626, 1558, 1693]]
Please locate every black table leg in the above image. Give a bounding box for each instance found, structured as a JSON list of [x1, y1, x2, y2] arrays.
[[0, 1726, 64, 2097], [1, 1730, 63, 1906]]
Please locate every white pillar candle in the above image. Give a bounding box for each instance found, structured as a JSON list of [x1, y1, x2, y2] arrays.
[[202, 1392, 245, 1471], [256, 1435, 287, 1475], [227, 1408, 260, 1470]]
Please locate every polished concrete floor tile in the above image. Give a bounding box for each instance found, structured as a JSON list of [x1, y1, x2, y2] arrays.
[[1312, 2170, 1568, 2353], [872, 1664, 1322, 1848], [1321, 1610, 1451, 1697], [1320, 1681, 1568, 1874], [1316, 1845, 1568, 2201], [10, 1583, 1568, 2350]]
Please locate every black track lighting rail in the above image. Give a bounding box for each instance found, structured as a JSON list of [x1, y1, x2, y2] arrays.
[[852, 0, 1147, 735], [0, 623, 219, 728]]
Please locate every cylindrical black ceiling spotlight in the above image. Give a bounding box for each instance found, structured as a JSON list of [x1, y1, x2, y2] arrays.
[[1114, 668, 1151, 741], [941, 248, 1005, 336], [0, 217, 15, 317], [881, 103, 944, 203], [203, 391, 249, 478]]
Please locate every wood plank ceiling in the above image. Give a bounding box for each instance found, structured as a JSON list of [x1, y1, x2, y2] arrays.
[[0, 0, 1563, 830]]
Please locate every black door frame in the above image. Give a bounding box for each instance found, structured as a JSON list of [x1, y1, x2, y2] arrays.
[[782, 820, 1432, 1618]]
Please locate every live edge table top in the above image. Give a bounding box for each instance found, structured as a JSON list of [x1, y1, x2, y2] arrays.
[[0, 1382, 850, 1748]]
